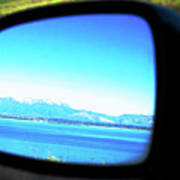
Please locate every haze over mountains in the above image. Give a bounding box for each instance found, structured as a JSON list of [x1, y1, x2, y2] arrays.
[[0, 97, 153, 129]]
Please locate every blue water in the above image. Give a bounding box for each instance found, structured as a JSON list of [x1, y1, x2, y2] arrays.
[[0, 118, 152, 165]]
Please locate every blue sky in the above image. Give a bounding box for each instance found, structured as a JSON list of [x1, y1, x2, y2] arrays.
[[0, 14, 156, 116]]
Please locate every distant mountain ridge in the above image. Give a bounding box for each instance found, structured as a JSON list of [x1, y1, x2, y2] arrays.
[[0, 97, 153, 129]]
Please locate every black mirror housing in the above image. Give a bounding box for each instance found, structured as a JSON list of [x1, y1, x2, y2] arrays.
[[0, 1, 179, 179]]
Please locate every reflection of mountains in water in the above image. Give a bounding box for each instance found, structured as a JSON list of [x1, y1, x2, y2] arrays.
[[0, 97, 153, 130]]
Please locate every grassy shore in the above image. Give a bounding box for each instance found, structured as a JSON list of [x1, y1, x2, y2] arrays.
[[0, 0, 180, 17], [0, 0, 81, 16]]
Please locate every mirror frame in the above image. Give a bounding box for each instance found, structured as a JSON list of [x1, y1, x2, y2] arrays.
[[0, 0, 179, 179]]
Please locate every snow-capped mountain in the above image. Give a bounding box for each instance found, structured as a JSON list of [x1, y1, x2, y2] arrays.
[[0, 97, 153, 129], [15, 97, 64, 105]]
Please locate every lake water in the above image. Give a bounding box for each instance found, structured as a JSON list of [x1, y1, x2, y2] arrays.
[[0, 118, 152, 165]]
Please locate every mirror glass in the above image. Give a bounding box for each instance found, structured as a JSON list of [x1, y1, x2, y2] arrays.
[[0, 14, 155, 165]]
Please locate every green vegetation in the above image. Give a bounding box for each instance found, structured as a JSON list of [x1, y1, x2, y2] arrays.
[[0, 0, 82, 16], [48, 155, 59, 162], [141, 0, 180, 12], [0, 0, 180, 17]]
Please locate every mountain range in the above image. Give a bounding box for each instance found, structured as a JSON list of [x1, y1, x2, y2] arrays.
[[0, 97, 153, 129]]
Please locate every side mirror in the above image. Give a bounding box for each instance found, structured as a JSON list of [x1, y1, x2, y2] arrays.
[[0, 1, 179, 179]]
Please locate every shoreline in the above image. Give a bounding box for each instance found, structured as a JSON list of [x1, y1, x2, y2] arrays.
[[0, 115, 152, 131]]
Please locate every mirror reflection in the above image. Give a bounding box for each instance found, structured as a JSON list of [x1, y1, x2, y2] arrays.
[[0, 14, 155, 165]]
